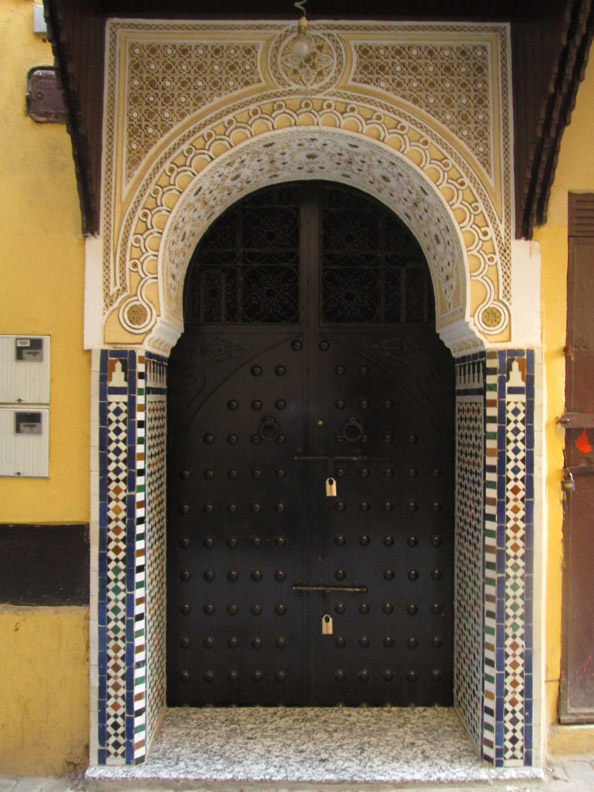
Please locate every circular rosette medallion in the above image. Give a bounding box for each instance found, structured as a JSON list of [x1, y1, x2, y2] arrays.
[[269, 27, 346, 91], [476, 300, 510, 335]]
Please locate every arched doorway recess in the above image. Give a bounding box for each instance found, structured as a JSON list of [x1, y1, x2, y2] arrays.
[[167, 181, 455, 706]]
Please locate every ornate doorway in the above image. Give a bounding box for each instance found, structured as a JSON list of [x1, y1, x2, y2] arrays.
[[167, 181, 454, 706], [92, 21, 538, 768]]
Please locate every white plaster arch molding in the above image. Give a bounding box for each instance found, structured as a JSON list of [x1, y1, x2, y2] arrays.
[[157, 128, 473, 352], [107, 99, 510, 355]]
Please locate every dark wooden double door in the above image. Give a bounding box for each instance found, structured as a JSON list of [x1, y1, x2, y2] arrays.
[[167, 182, 454, 707]]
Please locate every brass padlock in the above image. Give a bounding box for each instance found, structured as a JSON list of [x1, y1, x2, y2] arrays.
[[326, 477, 337, 497], [562, 468, 576, 492], [322, 613, 333, 635]]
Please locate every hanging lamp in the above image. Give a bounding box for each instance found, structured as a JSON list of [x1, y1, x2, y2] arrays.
[[290, 0, 312, 59]]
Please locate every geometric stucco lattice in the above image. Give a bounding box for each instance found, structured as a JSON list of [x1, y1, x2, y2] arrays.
[[351, 42, 493, 176], [116, 23, 501, 191], [126, 40, 262, 184]]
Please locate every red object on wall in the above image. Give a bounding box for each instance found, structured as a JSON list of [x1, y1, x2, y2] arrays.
[[574, 428, 593, 454]]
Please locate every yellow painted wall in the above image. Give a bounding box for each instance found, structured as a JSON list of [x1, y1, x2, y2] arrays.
[[536, 53, 594, 740], [0, 0, 89, 523], [536, 223, 567, 726], [0, 606, 89, 774], [0, 0, 90, 774]]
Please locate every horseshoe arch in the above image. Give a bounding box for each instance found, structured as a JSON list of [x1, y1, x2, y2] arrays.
[[103, 99, 509, 355]]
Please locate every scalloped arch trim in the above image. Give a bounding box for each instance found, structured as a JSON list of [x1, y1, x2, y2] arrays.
[[105, 98, 510, 354]]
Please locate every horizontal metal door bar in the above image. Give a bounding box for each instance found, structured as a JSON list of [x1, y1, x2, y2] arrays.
[[557, 413, 594, 428], [293, 455, 389, 462], [292, 584, 368, 593], [564, 464, 594, 476], [294, 455, 368, 461]]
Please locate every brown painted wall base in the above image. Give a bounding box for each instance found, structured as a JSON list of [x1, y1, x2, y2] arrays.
[[0, 524, 89, 606]]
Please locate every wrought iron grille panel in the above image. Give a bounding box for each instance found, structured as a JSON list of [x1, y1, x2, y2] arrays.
[[184, 186, 300, 325], [319, 184, 433, 324], [184, 182, 434, 326]]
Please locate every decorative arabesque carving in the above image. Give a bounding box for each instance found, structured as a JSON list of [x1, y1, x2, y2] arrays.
[[268, 27, 346, 91], [102, 21, 513, 351], [125, 40, 262, 182], [121, 112, 507, 344], [350, 42, 493, 175]]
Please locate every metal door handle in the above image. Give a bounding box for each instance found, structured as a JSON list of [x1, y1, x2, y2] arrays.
[[562, 468, 576, 492]]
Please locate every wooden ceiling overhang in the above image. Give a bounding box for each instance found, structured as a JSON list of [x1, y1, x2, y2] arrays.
[[44, 0, 594, 238]]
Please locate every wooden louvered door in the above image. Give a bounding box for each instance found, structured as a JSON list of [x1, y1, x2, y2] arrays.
[[560, 193, 594, 722]]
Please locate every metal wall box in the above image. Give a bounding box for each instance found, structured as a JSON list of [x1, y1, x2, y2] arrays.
[[26, 68, 67, 123], [0, 335, 50, 404], [0, 408, 50, 477]]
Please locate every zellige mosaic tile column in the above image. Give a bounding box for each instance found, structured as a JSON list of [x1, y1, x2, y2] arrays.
[[97, 350, 168, 765], [145, 354, 168, 751], [501, 351, 535, 766], [484, 350, 535, 766], [455, 350, 535, 768], [98, 351, 137, 764]]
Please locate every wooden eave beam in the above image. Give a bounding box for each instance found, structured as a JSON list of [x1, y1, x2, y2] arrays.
[[43, 0, 593, 241], [43, 0, 105, 236], [517, 0, 594, 238]]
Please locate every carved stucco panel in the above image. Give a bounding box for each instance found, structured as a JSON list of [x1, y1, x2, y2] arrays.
[[348, 40, 493, 177], [107, 97, 508, 350], [102, 21, 513, 351], [113, 22, 502, 190], [125, 39, 264, 183]]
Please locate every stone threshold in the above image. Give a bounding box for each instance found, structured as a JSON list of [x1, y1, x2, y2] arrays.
[[86, 707, 543, 790]]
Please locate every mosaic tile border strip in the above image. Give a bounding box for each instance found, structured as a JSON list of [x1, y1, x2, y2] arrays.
[[97, 349, 169, 765], [454, 353, 486, 753], [145, 353, 168, 752], [132, 354, 147, 762], [501, 350, 534, 766], [483, 352, 499, 763]]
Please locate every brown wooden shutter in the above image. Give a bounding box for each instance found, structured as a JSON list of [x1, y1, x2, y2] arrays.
[[559, 192, 594, 722]]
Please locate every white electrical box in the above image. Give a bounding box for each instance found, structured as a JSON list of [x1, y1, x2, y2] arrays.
[[0, 408, 50, 477], [33, 4, 47, 34], [0, 335, 50, 404]]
